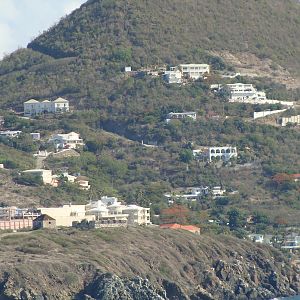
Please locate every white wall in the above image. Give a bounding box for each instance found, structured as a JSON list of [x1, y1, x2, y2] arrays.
[[253, 109, 287, 119]]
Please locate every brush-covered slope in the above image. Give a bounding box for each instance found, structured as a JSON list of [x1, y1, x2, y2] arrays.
[[0, 227, 299, 299], [28, 0, 300, 70], [0, 0, 300, 110]]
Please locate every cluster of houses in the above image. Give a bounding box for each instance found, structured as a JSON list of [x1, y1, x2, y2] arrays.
[[23, 97, 70, 117], [22, 169, 91, 190], [125, 63, 210, 84], [211, 83, 294, 107], [0, 196, 151, 230], [0, 131, 40, 140], [164, 185, 235, 202], [248, 233, 300, 252]]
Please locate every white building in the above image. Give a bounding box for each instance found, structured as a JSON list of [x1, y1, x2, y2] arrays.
[[281, 115, 300, 127], [164, 186, 209, 202], [86, 197, 151, 226], [211, 186, 226, 197], [0, 130, 22, 138], [22, 169, 53, 185], [226, 83, 266, 101], [48, 132, 84, 150], [52, 173, 90, 190], [30, 133, 41, 140], [38, 204, 94, 227], [163, 70, 182, 84], [179, 64, 210, 80], [208, 146, 237, 162], [166, 112, 197, 122], [24, 97, 69, 117]]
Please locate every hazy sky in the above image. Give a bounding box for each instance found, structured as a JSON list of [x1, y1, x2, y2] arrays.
[[0, 0, 86, 59]]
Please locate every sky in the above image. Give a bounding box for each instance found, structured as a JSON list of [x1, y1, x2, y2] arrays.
[[0, 0, 86, 59]]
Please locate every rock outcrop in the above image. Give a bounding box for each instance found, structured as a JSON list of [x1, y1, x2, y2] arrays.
[[0, 228, 298, 299]]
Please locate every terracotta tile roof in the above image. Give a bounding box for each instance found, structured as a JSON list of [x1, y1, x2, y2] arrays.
[[160, 223, 200, 232]]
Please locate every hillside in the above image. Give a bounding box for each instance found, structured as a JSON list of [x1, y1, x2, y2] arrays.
[[0, 0, 300, 110], [0, 227, 299, 299], [0, 0, 299, 231]]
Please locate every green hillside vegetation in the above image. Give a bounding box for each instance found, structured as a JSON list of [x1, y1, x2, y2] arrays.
[[0, 0, 299, 230], [0, 0, 300, 111]]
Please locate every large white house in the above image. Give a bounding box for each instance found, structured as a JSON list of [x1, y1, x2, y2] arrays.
[[179, 64, 210, 80], [208, 146, 237, 162], [48, 132, 84, 150], [24, 97, 69, 117], [226, 83, 266, 101], [86, 197, 151, 226]]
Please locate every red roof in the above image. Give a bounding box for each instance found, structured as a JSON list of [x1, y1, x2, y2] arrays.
[[291, 174, 300, 179], [160, 223, 200, 233]]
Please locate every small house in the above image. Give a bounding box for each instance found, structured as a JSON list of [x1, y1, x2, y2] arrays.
[[33, 214, 56, 230]]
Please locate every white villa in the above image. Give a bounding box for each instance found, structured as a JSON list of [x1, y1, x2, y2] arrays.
[[38, 196, 151, 227], [179, 64, 210, 80], [163, 64, 210, 83], [193, 146, 237, 162], [226, 83, 266, 101], [48, 132, 84, 150], [208, 146, 237, 162], [24, 97, 69, 117], [166, 112, 197, 122], [86, 197, 151, 226]]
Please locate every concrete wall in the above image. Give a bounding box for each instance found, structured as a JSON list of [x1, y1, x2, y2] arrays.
[[229, 99, 294, 106], [253, 109, 287, 119], [0, 219, 33, 230]]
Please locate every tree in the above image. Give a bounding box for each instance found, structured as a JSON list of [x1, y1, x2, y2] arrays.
[[179, 149, 193, 163], [228, 208, 244, 230]]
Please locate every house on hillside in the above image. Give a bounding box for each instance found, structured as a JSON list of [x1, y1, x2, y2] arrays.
[[24, 97, 69, 117], [0, 130, 22, 138], [207, 146, 237, 162], [179, 64, 210, 80], [37, 204, 95, 227], [86, 197, 151, 227], [226, 83, 266, 101], [166, 112, 197, 122], [75, 176, 90, 190], [160, 223, 200, 234], [33, 214, 56, 230], [163, 69, 183, 84], [22, 169, 53, 185], [48, 132, 84, 150], [281, 115, 300, 127]]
